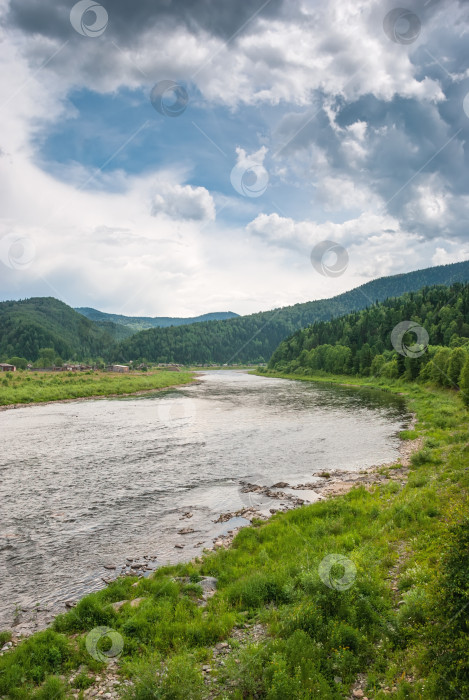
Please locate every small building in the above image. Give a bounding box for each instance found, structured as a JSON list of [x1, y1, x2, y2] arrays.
[[0, 363, 16, 372], [111, 364, 129, 373]]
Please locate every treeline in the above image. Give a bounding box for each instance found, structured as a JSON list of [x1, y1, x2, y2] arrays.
[[268, 283, 469, 402], [2, 260, 469, 365], [117, 261, 469, 364]]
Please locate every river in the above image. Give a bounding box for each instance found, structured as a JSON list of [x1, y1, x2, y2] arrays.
[[0, 370, 409, 632]]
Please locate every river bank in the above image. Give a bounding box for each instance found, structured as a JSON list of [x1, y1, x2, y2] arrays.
[[0, 372, 407, 636], [0, 370, 196, 408], [1, 375, 467, 699]]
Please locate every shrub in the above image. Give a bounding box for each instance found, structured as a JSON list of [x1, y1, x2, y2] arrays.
[[226, 573, 291, 609], [0, 631, 12, 647], [53, 596, 116, 633], [32, 675, 67, 699], [424, 516, 469, 697], [0, 629, 75, 695], [459, 357, 469, 408]]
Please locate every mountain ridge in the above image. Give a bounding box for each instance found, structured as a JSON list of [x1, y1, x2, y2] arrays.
[[116, 260, 469, 364], [2, 261, 469, 363], [75, 307, 239, 332]]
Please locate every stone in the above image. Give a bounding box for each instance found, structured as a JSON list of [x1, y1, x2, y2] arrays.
[[103, 564, 116, 570], [174, 543, 185, 549], [353, 690, 364, 698], [272, 482, 289, 488], [178, 527, 195, 535], [130, 597, 145, 608]]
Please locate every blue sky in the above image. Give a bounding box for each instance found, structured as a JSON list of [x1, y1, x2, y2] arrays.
[[0, 0, 468, 316]]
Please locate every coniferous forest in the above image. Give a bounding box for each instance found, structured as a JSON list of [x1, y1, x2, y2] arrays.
[[267, 283, 469, 401]]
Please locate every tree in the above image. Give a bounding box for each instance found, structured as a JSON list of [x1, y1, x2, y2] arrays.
[[370, 354, 386, 377], [448, 347, 467, 388], [6, 356, 28, 369], [35, 347, 56, 368], [459, 357, 469, 408], [430, 348, 451, 387]]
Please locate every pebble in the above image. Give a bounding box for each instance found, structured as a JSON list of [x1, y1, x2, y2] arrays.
[[353, 691, 364, 698], [174, 543, 185, 549]]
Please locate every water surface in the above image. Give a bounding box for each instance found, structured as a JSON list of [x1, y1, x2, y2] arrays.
[[0, 371, 409, 630]]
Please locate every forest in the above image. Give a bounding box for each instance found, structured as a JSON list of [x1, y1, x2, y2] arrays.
[[267, 282, 469, 402], [0, 297, 117, 362], [2, 260, 469, 366], [116, 261, 469, 365]]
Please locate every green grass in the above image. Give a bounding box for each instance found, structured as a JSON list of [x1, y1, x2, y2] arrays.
[[1, 376, 468, 698], [0, 370, 195, 406]]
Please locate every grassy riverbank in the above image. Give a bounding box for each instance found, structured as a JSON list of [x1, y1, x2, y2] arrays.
[[1, 376, 468, 698], [0, 370, 195, 407]]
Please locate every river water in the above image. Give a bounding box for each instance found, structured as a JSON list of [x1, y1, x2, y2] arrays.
[[0, 371, 409, 630]]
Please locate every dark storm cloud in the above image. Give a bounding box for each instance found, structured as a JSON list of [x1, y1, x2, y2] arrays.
[[7, 0, 285, 43], [273, 0, 469, 243]]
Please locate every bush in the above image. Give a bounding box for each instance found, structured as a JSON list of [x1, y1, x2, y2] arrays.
[[460, 357, 469, 408], [0, 631, 12, 647], [0, 629, 75, 695], [32, 675, 67, 699], [123, 653, 205, 700], [226, 573, 292, 609], [53, 596, 116, 633], [424, 516, 469, 697]]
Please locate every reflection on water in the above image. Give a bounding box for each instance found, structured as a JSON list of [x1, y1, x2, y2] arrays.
[[0, 370, 409, 629]]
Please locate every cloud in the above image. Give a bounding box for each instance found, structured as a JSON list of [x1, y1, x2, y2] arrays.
[[246, 211, 402, 252], [7, 0, 284, 42], [151, 183, 215, 221], [0, 0, 468, 317]]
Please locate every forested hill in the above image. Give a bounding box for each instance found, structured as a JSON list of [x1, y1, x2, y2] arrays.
[[0, 297, 116, 362], [75, 307, 239, 332], [116, 260, 469, 364], [267, 283, 469, 391]]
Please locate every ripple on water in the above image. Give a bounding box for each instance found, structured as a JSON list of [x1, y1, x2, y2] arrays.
[[0, 370, 409, 629]]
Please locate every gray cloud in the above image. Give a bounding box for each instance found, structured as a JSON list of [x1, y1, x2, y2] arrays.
[[271, 0, 469, 244], [7, 0, 285, 44]]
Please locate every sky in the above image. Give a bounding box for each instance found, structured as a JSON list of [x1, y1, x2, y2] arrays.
[[0, 0, 468, 317]]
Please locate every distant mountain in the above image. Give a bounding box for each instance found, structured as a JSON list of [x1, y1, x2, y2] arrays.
[[75, 307, 239, 333], [3, 261, 469, 364], [0, 297, 117, 362], [116, 260, 469, 365]]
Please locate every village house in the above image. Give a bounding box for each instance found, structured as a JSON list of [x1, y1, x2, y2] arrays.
[[110, 364, 130, 373], [0, 363, 16, 372]]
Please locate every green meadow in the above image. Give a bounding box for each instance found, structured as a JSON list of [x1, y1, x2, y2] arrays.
[[1, 376, 468, 698], [0, 370, 195, 406]]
